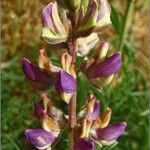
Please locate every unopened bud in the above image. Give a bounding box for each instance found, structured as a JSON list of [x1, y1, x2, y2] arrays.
[[77, 33, 99, 56], [76, 0, 98, 37], [42, 2, 69, 45], [97, 42, 109, 63], [95, 0, 111, 32]]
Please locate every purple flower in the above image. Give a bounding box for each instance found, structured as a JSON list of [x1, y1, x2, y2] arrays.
[[74, 138, 95, 150], [95, 123, 127, 141], [78, 95, 100, 121], [33, 95, 65, 133], [86, 95, 100, 121], [75, 96, 127, 149], [55, 70, 77, 103], [86, 52, 122, 79], [82, 42, 122, 87], [22, 52, 77, 103], [55, 70, 77, 93], [22, 58, 56, 91], [33, 102, 45, 120], [74, 123, 126, 149], [88, 101, 100, 120], [25, 129, 56, 150]]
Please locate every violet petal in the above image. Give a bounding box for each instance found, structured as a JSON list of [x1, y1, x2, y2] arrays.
[[25, 129, 55, 149], [55, 70, 77, 93], [81, 0, 98, 27], [88, 101, 100, 120], [95, 122, 127, 141], [42, 3, 54, 28], [22, 58, 55, 90], [34, 102, 45, 120], [74, 138, 95, 150], [42, 2, 68, 44], [87, 52, 121, 78]]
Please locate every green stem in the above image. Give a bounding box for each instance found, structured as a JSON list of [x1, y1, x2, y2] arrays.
[[118, 0, 134, 51]]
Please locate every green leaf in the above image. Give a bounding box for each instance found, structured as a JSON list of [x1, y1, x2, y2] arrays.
[[102, 142, 118, 150], [111, 5, 122, 34], [7, 136, 21, 150], [77, 72, 90, 112], [53, 129, 68, 150]]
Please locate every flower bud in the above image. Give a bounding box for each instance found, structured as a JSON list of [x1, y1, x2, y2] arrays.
[[87, 41, 108, 64], [95, 0, 111, 32], [83, 51, 121, 87], [76, 0, 98, 37], [22, 58, 56, 91], [42, 2, 69, 45], [96, 42, 109, 63], [77, 33, 99, 56], [75, 0, 111, 37]]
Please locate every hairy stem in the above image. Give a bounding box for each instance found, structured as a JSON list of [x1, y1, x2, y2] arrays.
[[69, 92, 77, 150], [69, 92, 77, 129], [68, 39, 77, 150], [68, 8, 78, 149]]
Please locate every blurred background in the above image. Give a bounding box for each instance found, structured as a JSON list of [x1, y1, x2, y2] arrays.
[[1, 0, 149, 150]]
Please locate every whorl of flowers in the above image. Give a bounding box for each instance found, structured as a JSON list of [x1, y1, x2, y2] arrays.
[[22, 0, 127, 150]]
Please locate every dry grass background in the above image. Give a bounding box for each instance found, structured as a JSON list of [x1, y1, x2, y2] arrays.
[[2, 0, 149, 74]]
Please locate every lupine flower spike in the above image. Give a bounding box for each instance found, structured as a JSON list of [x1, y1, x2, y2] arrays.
[[22, 0, 127, 149]]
